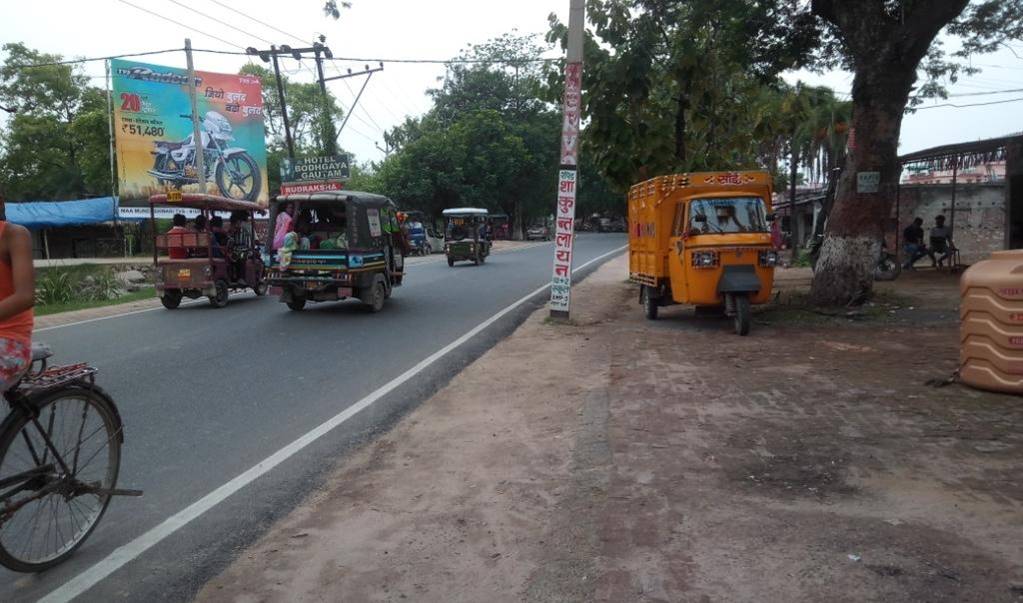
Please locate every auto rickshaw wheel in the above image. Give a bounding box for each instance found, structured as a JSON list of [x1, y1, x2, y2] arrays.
[[365, 275, 386, 313], [447, 256, 455, 267], [642, 286, 658, 320], [253, 280, 268, 296], [733, 294, 751, 336], [209, 280, 229, 308], [161, 290, 182, 310], [287, 296, 306, 311]]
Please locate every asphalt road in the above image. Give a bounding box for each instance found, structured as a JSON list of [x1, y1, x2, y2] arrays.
[[3, 234, 626, 602]]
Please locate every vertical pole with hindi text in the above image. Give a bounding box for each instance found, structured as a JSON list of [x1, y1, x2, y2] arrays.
[[549, 0, 584, 320]]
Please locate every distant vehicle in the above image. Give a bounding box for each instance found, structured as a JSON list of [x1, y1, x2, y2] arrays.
[[606, 217, 627, 232], [443, 207, 491, 266], [525, 224, 551, 241]]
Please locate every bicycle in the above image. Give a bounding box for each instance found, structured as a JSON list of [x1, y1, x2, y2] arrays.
[[0, 342, 140, 572]]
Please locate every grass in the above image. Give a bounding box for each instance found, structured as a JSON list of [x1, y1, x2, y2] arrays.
[[34, 264, 155, 316], [34, 288, 155, 316]]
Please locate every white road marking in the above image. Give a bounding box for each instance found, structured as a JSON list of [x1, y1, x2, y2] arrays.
[[37, 245, 627, 603]]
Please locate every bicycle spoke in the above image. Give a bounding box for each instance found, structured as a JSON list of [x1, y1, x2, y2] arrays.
[[72, 398, 90, 474]]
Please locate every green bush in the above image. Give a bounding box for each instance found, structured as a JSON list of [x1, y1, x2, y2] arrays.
[[35, 266, 126, 306]]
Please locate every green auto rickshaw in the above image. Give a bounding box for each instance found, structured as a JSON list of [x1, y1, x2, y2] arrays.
[[443, 207, 491, 266]]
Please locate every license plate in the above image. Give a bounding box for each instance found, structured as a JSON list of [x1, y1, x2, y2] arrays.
[[339, 287, 353, 297], [177, 269, 191, 280], [305, 281, 319, 290]]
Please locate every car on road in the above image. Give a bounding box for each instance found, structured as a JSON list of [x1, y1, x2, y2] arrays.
[[267, 191, 405, 312], [525, 224, 551, 241]]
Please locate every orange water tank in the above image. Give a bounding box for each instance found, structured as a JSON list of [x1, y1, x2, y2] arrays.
[[960, 250, 1023, 394]]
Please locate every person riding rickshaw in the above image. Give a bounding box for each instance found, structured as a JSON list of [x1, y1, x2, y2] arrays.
[[266, 191, 405, 312], [442, 208, 491, 267], [149, 193, 267, 309]]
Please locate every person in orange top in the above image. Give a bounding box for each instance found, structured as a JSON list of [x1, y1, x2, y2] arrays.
[[0, 195, 35, 392]]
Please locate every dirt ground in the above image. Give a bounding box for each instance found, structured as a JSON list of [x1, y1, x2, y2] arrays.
[[196, 257, 1023, 602]]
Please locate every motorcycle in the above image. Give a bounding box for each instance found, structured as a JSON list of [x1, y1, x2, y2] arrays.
[[148, 111, 262, 202]]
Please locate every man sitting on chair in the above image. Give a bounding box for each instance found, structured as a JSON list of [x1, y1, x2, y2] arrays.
[[928, 215, 956, 269]]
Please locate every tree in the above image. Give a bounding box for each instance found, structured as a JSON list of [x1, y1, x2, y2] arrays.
[[377, 34, 561, 236], [546, 0, 818, 190], [807, 1, 1023, 304], [0, 43, 111, 200]]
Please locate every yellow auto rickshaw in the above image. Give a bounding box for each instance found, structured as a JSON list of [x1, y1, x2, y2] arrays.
[[628, 171, 778, 335]]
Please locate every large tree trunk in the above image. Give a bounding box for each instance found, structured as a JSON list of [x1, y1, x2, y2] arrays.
[[809, 0, 970, 306], [809, 63, 913, 305]]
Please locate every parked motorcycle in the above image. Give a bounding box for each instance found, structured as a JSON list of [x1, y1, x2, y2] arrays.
[[148, 111, 262, 202]]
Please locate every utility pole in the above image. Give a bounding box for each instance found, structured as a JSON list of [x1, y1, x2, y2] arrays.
[[184, 39, 206, 192], [375, 140, 393, 158], [247, 45, 297, 160], [314, 41, 338, 156], [549, 0, 584, 320], [319, 63, 384, 140]]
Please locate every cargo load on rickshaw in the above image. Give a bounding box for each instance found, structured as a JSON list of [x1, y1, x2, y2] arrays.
[[149, 193, 267, 309], [628, 171, 778, 335], [267, 191, 405, 312]]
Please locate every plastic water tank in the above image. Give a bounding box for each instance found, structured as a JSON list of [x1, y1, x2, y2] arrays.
[[960, 250, 1023, 394]]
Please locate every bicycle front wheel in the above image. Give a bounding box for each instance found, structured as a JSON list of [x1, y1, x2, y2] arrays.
[[0, 386, 122, 572]]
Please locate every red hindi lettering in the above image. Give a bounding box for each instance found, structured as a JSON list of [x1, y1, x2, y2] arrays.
[[557, 217, 573, 230], [559, 180, 576, 193], [554, 263, 570, 277], [556, 250, 571, 262], [555, 232, 573, 247], [558, 197, 575, 214]]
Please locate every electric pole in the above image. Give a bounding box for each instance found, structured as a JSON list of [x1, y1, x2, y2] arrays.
[[549, 0, 585, 320], [184, 39, 206, 192]]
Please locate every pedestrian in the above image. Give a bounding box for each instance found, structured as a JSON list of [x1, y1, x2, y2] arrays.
[[0, 193, 35, 393], [928, 215, 957, 269], [902, 217, 927, 270], [273, 202, 295, 251]]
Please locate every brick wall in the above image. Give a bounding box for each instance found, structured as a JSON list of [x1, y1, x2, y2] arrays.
[[890, 183, 1006, 265]]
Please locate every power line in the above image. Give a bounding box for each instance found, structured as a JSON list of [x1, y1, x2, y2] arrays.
[[167, 0, 274, 46], [209, 0, 310, 46], [915, 96, 1023, 110], [117, 1, 246, 49], [9, 48, 183, 69]]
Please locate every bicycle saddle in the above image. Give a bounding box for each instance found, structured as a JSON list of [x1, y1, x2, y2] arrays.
[[31, 342, 53, 362]]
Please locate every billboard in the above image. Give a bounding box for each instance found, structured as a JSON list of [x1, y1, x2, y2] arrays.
[[111, 59, 269, 206]]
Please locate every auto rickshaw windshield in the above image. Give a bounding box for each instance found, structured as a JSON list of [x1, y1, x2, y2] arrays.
[[689, 197, 768, 234]]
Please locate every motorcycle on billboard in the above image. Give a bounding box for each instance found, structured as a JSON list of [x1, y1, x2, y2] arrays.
[[149, 111, 262, 202], [111, 59, 269, 206]]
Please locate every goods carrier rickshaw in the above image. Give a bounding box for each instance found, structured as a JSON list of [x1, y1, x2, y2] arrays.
[[149, 193, 267, 309], [628, 171, 778, 335], [267, 191, 405, 312]]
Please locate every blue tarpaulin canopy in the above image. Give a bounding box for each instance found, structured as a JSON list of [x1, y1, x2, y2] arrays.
[[5, 197, 117, 229]]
